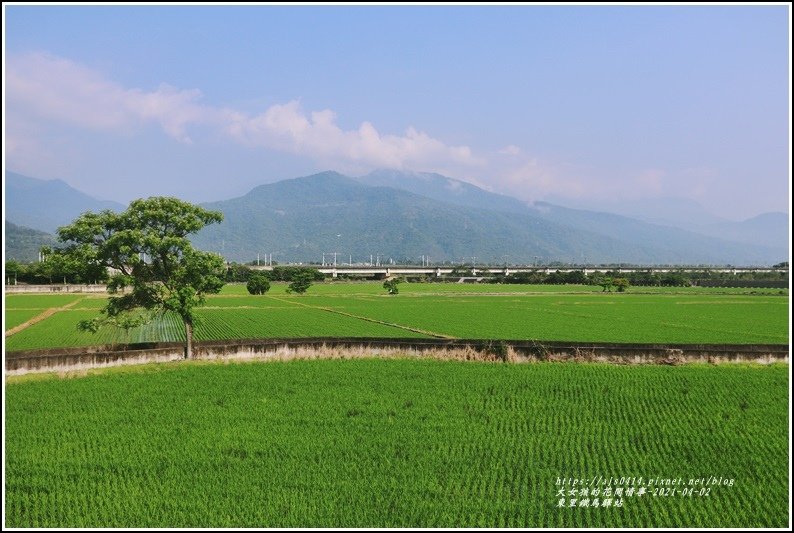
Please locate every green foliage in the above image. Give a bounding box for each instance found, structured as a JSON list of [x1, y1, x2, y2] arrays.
[[483, 339, 510, 362], [286, 271, 315, 294], [5, 360, 789, 527], [383, 278, 401, 295], [268, 266, 324, 282], [660, 272, 690, 287], [626, 270, 662, 286], [226, 263, 255, 282], [55, 197, 225, 356], [599, 277, 614, 292], [5, 251, 109, 285], [544, 270, 588, 284], [4, 221, 57, 263], [613, 277, 629, 292], [246, 274, 271, 295]]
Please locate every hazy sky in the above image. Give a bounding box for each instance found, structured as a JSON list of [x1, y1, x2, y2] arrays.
[[3, 4, 790, 220]]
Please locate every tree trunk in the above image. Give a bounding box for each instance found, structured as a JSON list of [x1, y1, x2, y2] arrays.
[[184, 319, 193, 359]]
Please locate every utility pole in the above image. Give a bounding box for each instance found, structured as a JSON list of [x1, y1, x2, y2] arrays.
[[257, 253, 260, 266]]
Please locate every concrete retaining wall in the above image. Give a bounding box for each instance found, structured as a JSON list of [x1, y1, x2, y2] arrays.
[[5, 284, 110, 294], [5, 338, 789, 375]]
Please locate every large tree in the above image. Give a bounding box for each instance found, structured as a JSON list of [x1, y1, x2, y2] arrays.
[[57, 197, 226, 358]]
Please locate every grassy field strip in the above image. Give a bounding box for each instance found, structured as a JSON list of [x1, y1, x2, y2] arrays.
[[193, 307, 431, 341], [4, 310, 47, 331], [266, 295, 455, 339], [305, 294, 788, 344], [523, 304, 787, 343], [4, 293, 88, 309], [5, 297, 87, 337], [4, 287, 789, 349]]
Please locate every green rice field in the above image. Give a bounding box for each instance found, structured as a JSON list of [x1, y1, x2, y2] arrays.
[[5, 359, 789, 528], [4, 283, 789, 351]]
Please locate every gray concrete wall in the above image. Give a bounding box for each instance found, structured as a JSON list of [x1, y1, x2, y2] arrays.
[[5, 338, 789, 375], [5, 284, 110, 294]]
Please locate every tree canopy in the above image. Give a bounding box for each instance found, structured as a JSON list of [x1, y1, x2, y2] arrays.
[[56, 197, 226, 358], [246, 274, 271, 295], [383, 278, 401, 295], [286, 270, 314, 294]]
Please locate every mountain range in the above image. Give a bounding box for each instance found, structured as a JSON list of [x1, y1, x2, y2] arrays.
[[557, 195, 789, 250], [4, 170, 789, 266], [5, 221, 57, 262], [6, 171, 125, 233], [358, 169, 790, 252]]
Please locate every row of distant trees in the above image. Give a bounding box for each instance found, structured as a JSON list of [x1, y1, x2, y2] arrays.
[[7, 256, 787, 289], [225, 264, 324, 283], [5, 255, 109, 285], [492, 269, 788, 287], [4, 259, 328, 286]]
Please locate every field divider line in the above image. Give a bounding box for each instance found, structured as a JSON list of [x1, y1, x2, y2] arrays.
[[265, 295, 455, 339], [5, 297, 88, 337]]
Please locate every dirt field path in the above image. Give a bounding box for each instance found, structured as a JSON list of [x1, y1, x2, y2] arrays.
[[5, 298, 86, 337]]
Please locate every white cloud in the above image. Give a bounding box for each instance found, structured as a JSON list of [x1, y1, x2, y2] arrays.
[[6, 52, 213, 143], [6, 52, 484, 171], [8, 52, 688, 210], [225, 100, 484, 170], [498, 144, 521, 156], [498, 159, 588, 201]]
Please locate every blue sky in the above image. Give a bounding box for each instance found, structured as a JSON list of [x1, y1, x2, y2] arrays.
[[3, 4, 790, 220]]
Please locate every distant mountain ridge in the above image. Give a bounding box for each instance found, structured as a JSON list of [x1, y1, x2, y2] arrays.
[[191, 171, 785, 265], [696, 212, 789, 250], [5, 171, 125, 233], [192, 171, 663, 264], [357, 169, 789, 263], [552, 195, 789, 250], [357, 169, 531, 215], [4, 221, 57, 263], [4, 169, 788, 265]]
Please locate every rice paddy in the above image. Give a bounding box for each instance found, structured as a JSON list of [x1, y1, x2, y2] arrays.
[[4, 359, 789, 528], [4, 283, 790, 527], [4, 283, 789, 350]]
